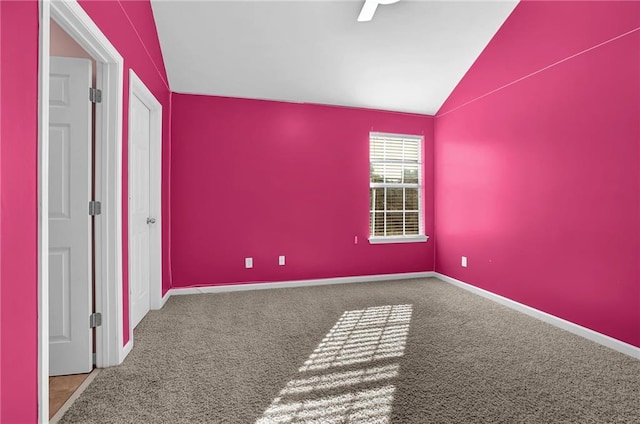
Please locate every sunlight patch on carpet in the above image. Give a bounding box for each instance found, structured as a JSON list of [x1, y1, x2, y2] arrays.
[[279, 364, 399, 396], [300, 304, 411, 372], [256, 385, 395, 424], [256, 304, 413, 423]]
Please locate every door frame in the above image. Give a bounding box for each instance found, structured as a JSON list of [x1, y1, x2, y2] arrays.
[[127, 69, 163, 344], [38, 1, 125, 422]]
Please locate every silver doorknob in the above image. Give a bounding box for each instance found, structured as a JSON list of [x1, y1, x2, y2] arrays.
[[146, 217, 156, 225]]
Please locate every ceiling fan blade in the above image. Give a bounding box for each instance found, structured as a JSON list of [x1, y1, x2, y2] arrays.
[[357, 0, 400, 22], [357, 0, 379, 22]]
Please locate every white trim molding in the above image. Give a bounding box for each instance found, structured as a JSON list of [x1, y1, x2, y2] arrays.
[[128, 69, 163, 315], [369, 235, 429, 244], [167, 271, 639, 360], [37, 4, 51, 422], [120, 339, 134, 364], [170, 271, 436, 296], [39, 1, 126, 422], [434, 273, 640, 360], [159, 291, 171, 309]]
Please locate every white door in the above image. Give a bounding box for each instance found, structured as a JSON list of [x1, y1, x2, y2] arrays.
[[129, 94, 151, 329], [49, 57, 93, 376]]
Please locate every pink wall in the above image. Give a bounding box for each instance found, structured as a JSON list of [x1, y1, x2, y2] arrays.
[[435, 1, 640, 347], [1, 0, 638, 421], [171, 95, 434, 287], [0, 1, 171, 421], [0, 2, 39, 422], [439, 1, 640, 116]]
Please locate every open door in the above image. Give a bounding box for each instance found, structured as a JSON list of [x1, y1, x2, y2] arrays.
[[49, 56, 93, 376]]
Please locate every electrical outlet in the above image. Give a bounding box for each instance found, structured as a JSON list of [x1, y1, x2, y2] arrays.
[[245, 257, 253, 269], [461, 256, 467, 267], [279, 255, 285, 266]]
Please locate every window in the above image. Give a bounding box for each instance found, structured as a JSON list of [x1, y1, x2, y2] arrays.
[[369, 132, 427, 244]]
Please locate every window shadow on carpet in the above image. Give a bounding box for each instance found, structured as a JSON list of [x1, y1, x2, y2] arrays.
[[256, 304, 412, 423]]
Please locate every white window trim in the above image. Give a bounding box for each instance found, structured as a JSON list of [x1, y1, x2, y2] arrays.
[[369, 132, 427, 243], [369, 235, 429, 244]]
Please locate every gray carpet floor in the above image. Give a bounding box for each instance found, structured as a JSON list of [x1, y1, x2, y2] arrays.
[[60, 278, 640, 423]]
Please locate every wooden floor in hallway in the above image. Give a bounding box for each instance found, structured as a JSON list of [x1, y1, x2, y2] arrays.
[[49, 372, 91, 419]]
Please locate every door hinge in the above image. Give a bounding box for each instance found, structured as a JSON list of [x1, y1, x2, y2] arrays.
[[89, 201, 101, 216], [89, 87, 102, 103], [89, 312, 102, 328], [92, 353, 97, 365]]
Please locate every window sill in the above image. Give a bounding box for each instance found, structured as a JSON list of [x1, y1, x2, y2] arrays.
[[368, 235, 429, 244]]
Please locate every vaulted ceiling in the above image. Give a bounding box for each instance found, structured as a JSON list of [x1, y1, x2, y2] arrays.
[[151, 1, 518, 115]]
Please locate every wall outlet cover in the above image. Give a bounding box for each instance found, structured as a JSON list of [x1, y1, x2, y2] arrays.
[[279, 255, 285, 266], [461, 256, 467, 267], [245, 257, 253, 269]]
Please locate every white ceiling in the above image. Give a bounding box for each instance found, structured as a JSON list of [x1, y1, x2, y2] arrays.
[[151, 1, 518, 115]]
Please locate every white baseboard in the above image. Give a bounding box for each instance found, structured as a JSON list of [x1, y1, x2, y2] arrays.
[[159, 270, 638, 360], [170, 271, 436, 296], [434, 272, 640, 360], [119, 339, 133, 363], [158, 291, 171, 308]]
